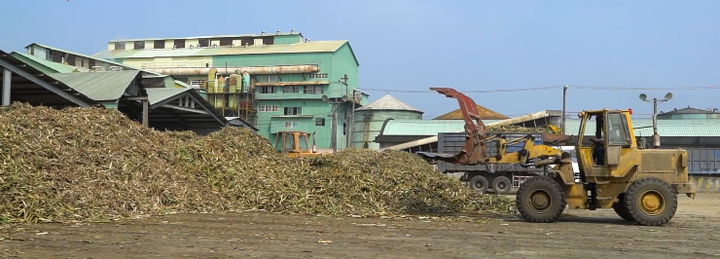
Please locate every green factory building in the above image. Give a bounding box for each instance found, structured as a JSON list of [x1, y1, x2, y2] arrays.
[[93, 30, 369, 151]]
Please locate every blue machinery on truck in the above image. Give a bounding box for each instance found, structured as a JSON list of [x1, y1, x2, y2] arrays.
[[415, 87, 566, 168]]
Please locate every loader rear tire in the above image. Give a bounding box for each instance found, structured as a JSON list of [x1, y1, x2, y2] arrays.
[[468, 175, 489, 193], [516, 176, 566, 223], [624, 177, 678, 226], [613, 193, 634, 221], [492, 176, 512, 194]]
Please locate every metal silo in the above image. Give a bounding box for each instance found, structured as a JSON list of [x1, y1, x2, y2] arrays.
[[352, 94, 423, 149]]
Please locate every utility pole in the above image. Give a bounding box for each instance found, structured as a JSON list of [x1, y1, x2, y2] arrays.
[[329, 102, 339, 153], [561, 85, 568, 135], [338, 74, 351, 149], [323, 93, 344, 153], [639, 92, 673, 148], [349, 89, 358, 149]]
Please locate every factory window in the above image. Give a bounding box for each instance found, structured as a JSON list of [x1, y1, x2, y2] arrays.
[[284, 107, 302, 116], [219, 38, 233, 46], [315, 118, 325, 126], [258, 86, 276, 94], [283, 86, 301, 94], [189, 80, 207, 89], [240, 37, 254, 46], [258, 105, 279, 112], [261, 36, 274, 45], [284, 121, 297, 128], [262, 75, 279, 82], [134, 41, 145, 49], [174, 39, 185, 49], [154, 40, 165, 49], [198, 38, 210, 47], [343, 123, 347, 135], [50, 51, 62, 63], [304, 86, 324, 95], [88, 59, 96, 68], [114, 42, 126, 50], [66, 55, 76, 66], [309, 73, 328, 79]]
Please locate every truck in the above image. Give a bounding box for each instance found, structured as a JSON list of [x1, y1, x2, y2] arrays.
[[435, 132, 580, 194]]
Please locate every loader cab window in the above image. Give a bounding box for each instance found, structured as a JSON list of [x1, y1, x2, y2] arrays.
[[275, 132, 294, 152], [606, 112, 631, 146], [285, 134, 296, 152], [298, 134, 309, 151], [589, 114, 605, 166]]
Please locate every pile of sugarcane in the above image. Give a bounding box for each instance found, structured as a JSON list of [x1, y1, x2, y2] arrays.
[[0, 103, 515, 224]]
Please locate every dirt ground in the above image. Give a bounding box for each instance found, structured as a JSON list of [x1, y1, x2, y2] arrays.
[[1, 194, 719, 259]]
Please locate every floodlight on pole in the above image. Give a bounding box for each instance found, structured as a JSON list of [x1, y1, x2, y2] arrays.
[[639, 92, 673, 148]]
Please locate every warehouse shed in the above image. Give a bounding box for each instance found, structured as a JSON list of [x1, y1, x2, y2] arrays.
[[433, 104, 509, 120], [352, 94, 423, 149], [0, 50, 231, 135]]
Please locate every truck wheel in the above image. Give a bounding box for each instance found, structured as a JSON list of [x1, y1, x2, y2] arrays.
[[492, 176, 512, 194], [468, 175, 489, 193], [516, 176, 566, 223], [612, 193, 634, 221], [624, 177, 678, 226]]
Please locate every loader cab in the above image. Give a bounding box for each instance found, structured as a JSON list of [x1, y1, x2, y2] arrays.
[[576, 109, 636, 177], [275, 130, 320, 157]]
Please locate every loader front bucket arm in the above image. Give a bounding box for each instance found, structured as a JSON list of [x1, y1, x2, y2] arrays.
[[416, 87, 487, 165]]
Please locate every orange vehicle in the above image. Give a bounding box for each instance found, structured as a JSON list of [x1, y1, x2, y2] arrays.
[[274, 130, 324, 157]]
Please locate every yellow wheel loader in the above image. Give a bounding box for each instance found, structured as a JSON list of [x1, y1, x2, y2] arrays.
[[417, 87, 696, 226], [275, 130, 325, 157]]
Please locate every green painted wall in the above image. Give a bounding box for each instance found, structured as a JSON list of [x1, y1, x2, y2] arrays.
[[256, 99, 352, 150], [273, 34, 303, 44], [211, 43, 360, 150], [331, 44, 359, 99]]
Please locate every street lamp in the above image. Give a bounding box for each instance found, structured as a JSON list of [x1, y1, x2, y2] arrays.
[[639, 92, 673, 148]]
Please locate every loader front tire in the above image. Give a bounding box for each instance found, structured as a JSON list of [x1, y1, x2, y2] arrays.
[[516, 176, 566, 223], [624, 177, 678, 226]]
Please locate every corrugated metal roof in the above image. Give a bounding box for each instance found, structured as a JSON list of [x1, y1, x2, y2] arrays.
[[433, 104, 509, 120], [25, 43, 162, 76], [380, 118, 720, 137], [0, 50, 99, 107], [661, 107, 718, 114], [95, 40, 349, 59], [356, 94, 423, 113], [382, 119, 502, 135], [107, 32, 304, 43], [146, 87, 191, 106], [47, 70, 141, 101], [563, 118, 720, 137], [10, 52, 90, 73]]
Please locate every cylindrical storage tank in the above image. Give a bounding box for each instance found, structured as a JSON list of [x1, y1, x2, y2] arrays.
[[352, 94, 423, 149]]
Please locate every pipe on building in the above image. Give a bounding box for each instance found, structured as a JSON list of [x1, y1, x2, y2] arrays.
[[144, 65, 319, 76]]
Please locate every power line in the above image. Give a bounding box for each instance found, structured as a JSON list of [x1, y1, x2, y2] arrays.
[[359, 85, 720, 93]]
